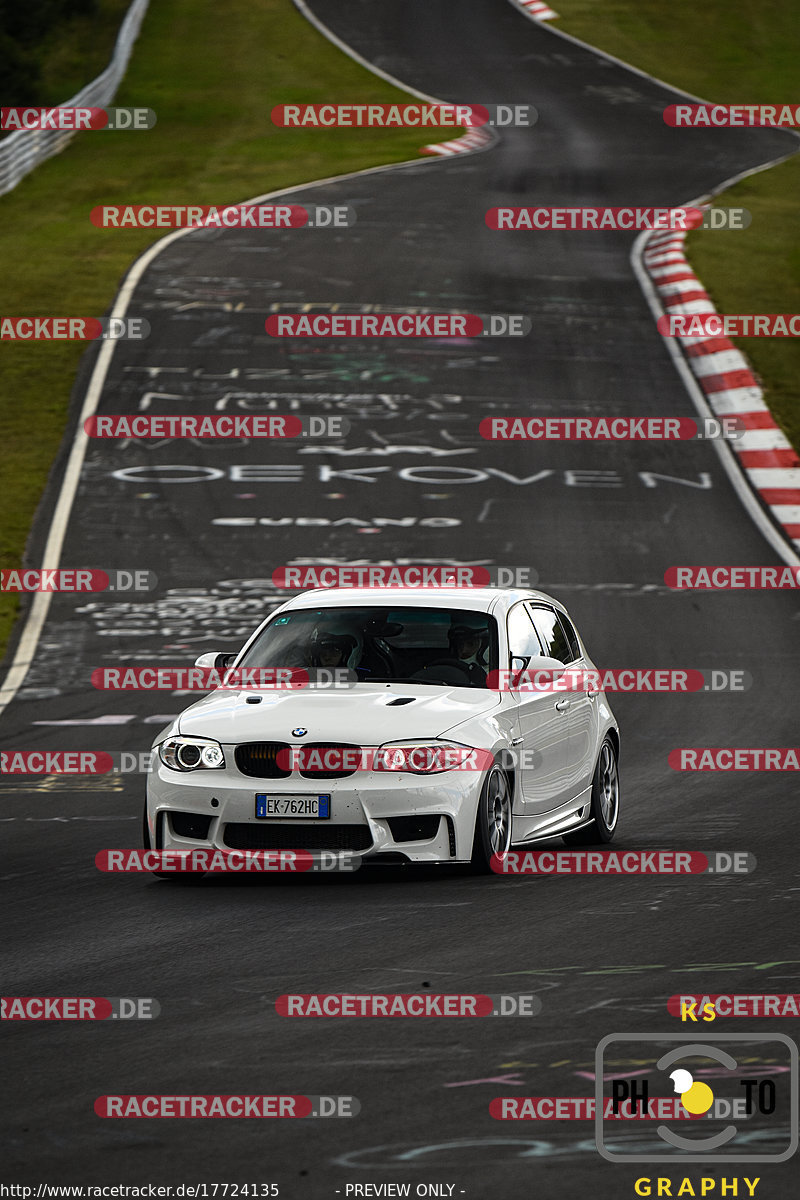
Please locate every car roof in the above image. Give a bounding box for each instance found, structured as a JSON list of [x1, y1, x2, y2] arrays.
[[275, 586, 566, 616]]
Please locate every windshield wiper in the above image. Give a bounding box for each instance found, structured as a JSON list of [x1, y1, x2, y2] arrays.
[[363, 676, 478, 687], [360, 676, 432, 684]]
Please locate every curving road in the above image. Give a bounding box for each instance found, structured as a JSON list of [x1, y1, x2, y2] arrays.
[[2, 0, 800, 1194]]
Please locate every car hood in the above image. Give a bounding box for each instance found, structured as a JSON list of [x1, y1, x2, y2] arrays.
[[176, 683, 501, 744]]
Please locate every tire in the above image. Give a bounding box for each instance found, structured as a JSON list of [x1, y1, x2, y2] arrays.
[[142, 803, 207, 881], [470, 762, 513, 873], [562, 737, 620, 846]]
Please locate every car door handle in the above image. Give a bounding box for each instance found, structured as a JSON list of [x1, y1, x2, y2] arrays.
[[510, 737, 523, 746], [555, 698, 571, 712]]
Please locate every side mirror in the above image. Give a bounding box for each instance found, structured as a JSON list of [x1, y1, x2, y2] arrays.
[[508, 654, 566, 690], [194, 651, 237, 671], [508, 654, 530, 689]]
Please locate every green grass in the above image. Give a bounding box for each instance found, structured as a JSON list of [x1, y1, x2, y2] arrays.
[[683, 158, 800, 449], [0, 0, 435, 659], [37, 0, 132, 107], [3, 0, 798, 665], [555, 0, 800, 447], [0, 1, 131, 112]]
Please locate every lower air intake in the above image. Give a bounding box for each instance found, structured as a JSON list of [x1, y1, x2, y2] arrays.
[[223, 823, 373, 852]]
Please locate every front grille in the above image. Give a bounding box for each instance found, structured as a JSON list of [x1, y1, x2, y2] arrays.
[[235, 741, 292, 779], [297, 742, 361, 780], [223, 823, 373, 852], [386, 815, 442, 843], [169, 811, 213, 840]]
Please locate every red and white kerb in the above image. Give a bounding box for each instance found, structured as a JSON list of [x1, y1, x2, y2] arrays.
[[644, 219, 800, 550]]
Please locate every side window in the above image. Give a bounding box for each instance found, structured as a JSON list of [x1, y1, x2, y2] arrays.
[[556, 611, 582, 663], [507, 604, 543, 660], [528, 606, 571, 664]]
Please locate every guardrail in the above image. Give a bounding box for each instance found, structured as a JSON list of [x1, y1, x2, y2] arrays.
[[0, 0, 150, 197]]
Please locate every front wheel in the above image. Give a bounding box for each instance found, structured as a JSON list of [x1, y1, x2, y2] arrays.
[[470, 763, 513, 873], [562, 737, 620, 846]]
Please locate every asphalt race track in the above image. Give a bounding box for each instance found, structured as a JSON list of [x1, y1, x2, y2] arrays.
[[2, 0, 800, 1195]]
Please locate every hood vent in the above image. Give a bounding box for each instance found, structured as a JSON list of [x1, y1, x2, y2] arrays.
[[386, 697, 416, 706]]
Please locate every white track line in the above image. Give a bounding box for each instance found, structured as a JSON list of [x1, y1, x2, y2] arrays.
[[507, 0, 713, 102], [3, 1, 798, 717], [633, 221, 800, 569], [292, 0, 499, 158], [632, 149, 800, 567], [0, 3, 507, 720], [507, 0, 800, 560]]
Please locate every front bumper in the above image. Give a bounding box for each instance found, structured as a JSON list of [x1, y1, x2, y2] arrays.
[[146, 752, 485, 864]]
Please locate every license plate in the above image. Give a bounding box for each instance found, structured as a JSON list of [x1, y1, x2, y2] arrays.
[[255, 794, 330, 819]]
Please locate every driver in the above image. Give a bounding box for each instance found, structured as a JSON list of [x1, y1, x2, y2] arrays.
[[304, 631, 360, 671], [448, 621, 488, 687]]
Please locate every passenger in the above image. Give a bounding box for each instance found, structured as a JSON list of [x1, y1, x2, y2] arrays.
[[448, 622, 488, 687]]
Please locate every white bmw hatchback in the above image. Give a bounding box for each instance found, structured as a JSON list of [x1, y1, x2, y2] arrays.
[[144, 587, 620, 871]]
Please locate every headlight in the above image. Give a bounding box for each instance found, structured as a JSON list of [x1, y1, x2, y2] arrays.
[[374, 741, 479, 774], [159, 736, 225, 772]]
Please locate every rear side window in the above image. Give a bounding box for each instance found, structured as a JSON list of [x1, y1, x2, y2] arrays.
[[556, 611, 581, 663], [528, 606, 572, 664]]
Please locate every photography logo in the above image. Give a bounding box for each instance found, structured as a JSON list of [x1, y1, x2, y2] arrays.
[[596, 1033, 798, 1162]]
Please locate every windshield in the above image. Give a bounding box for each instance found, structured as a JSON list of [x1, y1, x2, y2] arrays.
[[237, 606, 499, 688]]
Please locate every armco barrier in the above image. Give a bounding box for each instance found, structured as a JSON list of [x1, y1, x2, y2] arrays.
[[0, 0, 150, 197]]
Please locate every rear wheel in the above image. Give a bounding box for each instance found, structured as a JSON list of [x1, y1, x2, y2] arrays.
[[470, 763, 513, 873], [562, 738, 619, 845]]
